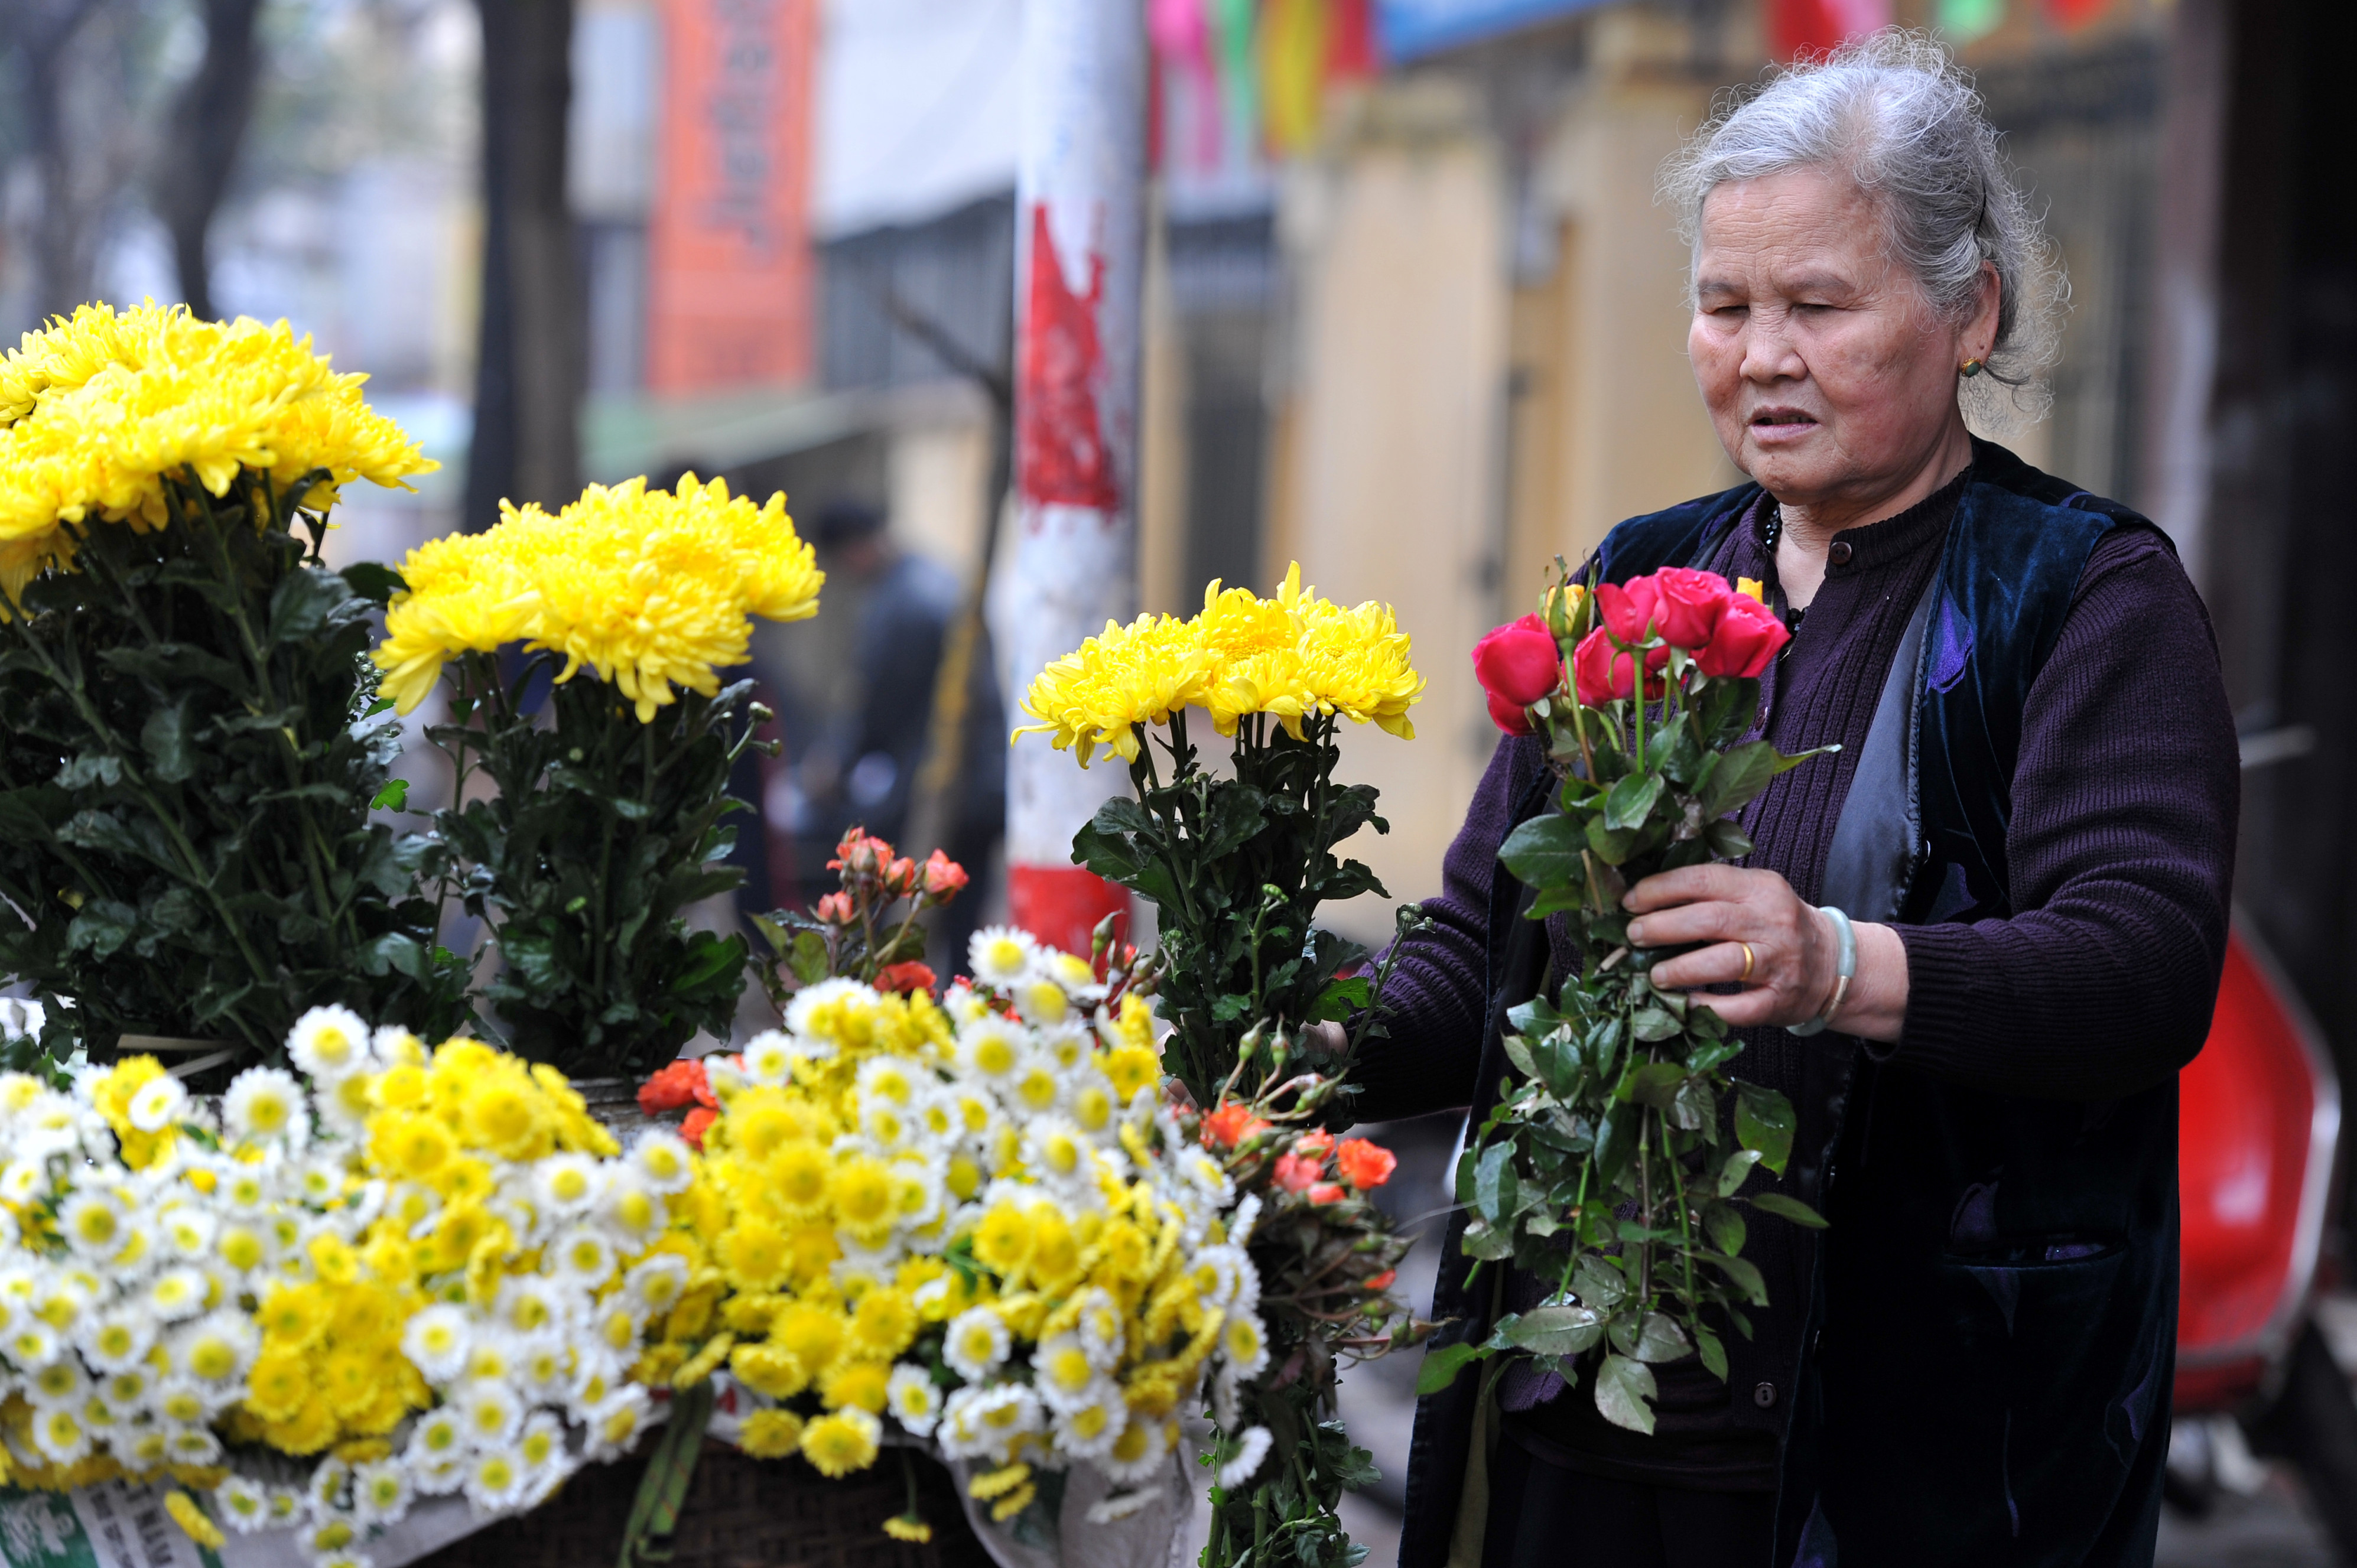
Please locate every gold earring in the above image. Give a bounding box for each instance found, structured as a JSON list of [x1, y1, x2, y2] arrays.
[[1961, 359, 1985, 378]]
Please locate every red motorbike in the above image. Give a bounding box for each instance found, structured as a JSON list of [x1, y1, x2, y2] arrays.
[[2170, 917, 2357, 1540]]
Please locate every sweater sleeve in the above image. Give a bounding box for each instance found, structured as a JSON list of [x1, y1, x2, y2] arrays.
[[1891, 529, 2239, 1099], [1344, 734, 1533, 1124]]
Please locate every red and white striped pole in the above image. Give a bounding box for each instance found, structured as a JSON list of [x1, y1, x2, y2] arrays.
[[993, 0, 1146, 959]]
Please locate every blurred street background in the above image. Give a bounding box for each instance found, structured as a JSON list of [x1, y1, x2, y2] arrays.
[[11, 0, 2357, 1557]]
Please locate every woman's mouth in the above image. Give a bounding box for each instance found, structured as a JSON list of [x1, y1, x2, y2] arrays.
[[1747, 408, 1819, 443]]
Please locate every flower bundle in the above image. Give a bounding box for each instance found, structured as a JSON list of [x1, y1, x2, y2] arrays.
[[0, 1009, 686, 1563], [372, 473, 821, 725], [1017, 564, 1428, 1108], [1191, 1068, 1422, 1568], [0, 303, 433, 596], [376, 476, 824, 1075], [747, 827, 972, 1017], [1428, 567, 1825, 1432], [0, 302, 467, 1069], [638, 931, 1262, 1541]]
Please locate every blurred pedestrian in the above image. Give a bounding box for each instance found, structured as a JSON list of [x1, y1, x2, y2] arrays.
[[758, 497, 1003, 965]]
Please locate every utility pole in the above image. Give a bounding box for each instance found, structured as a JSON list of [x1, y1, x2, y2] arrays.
[[991, 0, 1147, 960]]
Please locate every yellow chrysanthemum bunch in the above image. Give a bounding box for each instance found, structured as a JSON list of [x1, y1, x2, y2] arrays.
[[373, 473, 823, 721], [0, 1010, 690, 1559], [1016, 562, 1424, 766], [0, 302, 435, 601], [650, 933, 1246, 1527]]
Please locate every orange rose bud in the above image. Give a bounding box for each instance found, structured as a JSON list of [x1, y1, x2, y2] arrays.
[[874, 961, 937, 996], [1336, 1138, 1397, 1189]]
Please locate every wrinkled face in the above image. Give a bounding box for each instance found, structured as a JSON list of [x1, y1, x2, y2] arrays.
[[1689, 165, 1990, 512]]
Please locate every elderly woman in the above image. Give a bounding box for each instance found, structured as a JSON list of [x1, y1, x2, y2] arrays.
[[1341, 34, 2238, 1568]]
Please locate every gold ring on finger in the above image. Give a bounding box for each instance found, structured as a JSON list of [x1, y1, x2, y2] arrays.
[[1738, 942, 1756, 984]]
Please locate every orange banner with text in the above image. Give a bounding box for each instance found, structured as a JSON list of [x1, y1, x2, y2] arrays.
[[647, 0, 817, 393]]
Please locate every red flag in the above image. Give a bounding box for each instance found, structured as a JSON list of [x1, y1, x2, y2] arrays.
[[1766, 0, 1894, 60]]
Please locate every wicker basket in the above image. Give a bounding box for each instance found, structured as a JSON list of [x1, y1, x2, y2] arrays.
[[414, 1442, 994, 1568]]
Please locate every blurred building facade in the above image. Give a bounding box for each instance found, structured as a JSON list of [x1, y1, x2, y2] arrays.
[[1122, 0, 2176, 943]]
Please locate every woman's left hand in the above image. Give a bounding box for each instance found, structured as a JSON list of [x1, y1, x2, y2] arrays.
[[1623, 864, 1909, 1042]]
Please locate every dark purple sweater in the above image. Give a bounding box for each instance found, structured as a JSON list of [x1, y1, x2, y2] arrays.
[[1351, 468, 2241, 1488]]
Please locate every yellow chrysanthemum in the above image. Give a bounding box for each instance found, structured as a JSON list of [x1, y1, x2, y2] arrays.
[[1015, 560, 1422, 762], [1012, 612, 1210, 766], [371, 473, 822, 720]]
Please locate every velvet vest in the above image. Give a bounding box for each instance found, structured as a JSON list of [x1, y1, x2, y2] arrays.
[[1395, 442, 2174, 1568]]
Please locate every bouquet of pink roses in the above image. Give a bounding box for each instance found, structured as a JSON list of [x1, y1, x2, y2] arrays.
[[1421, 564, 1828, 1433]]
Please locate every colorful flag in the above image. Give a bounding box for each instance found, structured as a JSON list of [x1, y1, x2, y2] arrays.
[[1766, 0, 1894, 60]]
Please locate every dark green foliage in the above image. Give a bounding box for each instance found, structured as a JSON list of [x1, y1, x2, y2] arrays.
[[1071, 709, 1389, 1107], [428, 651, 757, 1076], [0, 471, 470, 1070], [1202, 1384, 1381, 1568], [1433, 643, 1829, 1432]]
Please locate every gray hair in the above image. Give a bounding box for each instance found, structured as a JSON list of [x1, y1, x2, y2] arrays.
[[1660, 31, 2063, 429]]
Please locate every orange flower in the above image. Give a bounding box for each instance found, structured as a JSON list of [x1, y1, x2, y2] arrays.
[[682, 1107, 717, 1149], [1365, 1268, 1397, 1292], [874, 961, 937, 996], [1335, 1138, 1397, 1189], [1201, 1103, 1270, 1150], [638, 1059, 710, 1115], [1307, 1182, 1348, 1206], [1273, 1154, 1322, 1193], [1293, 1130, 1335, 1161]]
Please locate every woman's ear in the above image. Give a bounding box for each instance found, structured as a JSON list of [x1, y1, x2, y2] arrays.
[[1968, 260, 2002, 363]]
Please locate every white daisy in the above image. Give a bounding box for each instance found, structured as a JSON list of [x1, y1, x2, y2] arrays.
[[146, 1264, 211, 1320], [1051, 1380, 1128, 1461], [158, 1203, 217, 1260], [1189, 1244, 1261, 1315], [1101, 1414, 1173, 1484], [401, 1304, 472, 1381], [222, 1068, 308, 1146], [1042, 949, 1108, 1001], [1033, 1333, 1102, 1411], [942, 1305, 1012, 1382], [784, 977, 881, 1039], [83, 1307, 155, 1375], [963, 1381, 1044, 1464], [126, 1073, 186, 1134], [1228, 1193, 1264, 1247], [941, 983, 989, 1027], [286, 1005, 372, 1080], [627, 1130, 695, 1196], [25, 1356, 87, 1407], [548, 1225, 617, 1290], [885, 1363, 942, 1437], [583, 1386, 653, 1462], [1217, 1426, 1274, 1489], [172, 1309, 258, 1383], [1071, 1288, 1126, 1369], [621, 1254, 691, 1318], [56, 1192, 126, 1259], [405, 1408, 467, 1476], [739, 1030, 794, 1085], [1218, 1311, 1272, 1380], [1020, 1116, 1097, 1195], [457, 1380, 525, 1447], [351, 1459, 412, 1527], [213, 1475, 271, 1534], [532, 1153, 600, 1218], [5, 1317, 63, 1369], [464, 1444, 531, 1512], [955, 1015, 1029, 1086], [29, 1401, 89, 1463], [967, 925, 1039, 988], [164, 1424, 222, 1465]]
